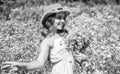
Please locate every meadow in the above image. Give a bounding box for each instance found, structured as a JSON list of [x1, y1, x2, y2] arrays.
[[0, 1, 120, 74]]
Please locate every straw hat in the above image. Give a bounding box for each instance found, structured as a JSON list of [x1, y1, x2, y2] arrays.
[[41, 3, 71, 25]]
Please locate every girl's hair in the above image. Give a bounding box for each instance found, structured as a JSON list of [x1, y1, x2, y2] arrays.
[[43, 14, 56, 30], [41, 14, 56, 37]]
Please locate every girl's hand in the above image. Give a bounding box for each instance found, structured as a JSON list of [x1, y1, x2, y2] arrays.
[[1, 62, 28, 74], [1, 62, 20, 72]]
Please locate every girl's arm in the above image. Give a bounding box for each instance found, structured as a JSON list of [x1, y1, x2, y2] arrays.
[[2, 38, 51, 71], [23, 38, 50, 70]]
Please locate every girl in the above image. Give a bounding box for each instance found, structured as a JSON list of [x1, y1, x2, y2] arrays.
[[2, 3, 74, 74]]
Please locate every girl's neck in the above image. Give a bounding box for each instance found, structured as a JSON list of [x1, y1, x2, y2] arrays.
[[46, 29, 68, 38], [47, 32, 60, 38]]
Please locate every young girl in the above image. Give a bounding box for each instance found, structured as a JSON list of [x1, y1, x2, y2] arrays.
[[2, 3, 74, 74]]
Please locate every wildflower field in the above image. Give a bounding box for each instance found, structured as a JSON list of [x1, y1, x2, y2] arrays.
[[0, 1, 120, 74]]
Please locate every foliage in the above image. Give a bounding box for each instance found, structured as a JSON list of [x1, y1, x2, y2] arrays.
[[66, 5, 120, 74], [0, 2, 120, 74], [0, 0, 120, 20]]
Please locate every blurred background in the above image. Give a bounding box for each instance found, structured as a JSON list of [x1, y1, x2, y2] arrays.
[[0, 0, 120, 20], [0, 0, 120, 74]]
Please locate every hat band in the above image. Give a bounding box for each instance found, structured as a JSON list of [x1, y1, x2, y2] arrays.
[[58, 8, 62, 10]]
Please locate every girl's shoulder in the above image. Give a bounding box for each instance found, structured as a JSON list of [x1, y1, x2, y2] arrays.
[[41, 37, 54, 47], [42, 35, 63, 47]]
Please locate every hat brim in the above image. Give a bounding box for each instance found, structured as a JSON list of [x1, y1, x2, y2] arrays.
[[41, 7, 71, 25]]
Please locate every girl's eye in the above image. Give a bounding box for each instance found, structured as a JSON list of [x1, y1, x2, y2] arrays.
[[56, 16, 62, 19], [56, 14, 65, 19]]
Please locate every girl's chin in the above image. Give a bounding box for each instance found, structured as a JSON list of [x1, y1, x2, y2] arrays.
[[57, 26, 64, 30]]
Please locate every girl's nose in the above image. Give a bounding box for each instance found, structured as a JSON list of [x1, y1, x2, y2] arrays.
[[61, 19, 65, 22], [61, 22, 65, 26]]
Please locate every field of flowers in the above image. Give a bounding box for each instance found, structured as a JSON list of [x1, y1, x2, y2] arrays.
[[67, 5, 120, 74], [0, 2, 120, 74]]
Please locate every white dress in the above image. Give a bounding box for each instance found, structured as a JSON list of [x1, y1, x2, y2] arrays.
[[50, 37, 74, 74]]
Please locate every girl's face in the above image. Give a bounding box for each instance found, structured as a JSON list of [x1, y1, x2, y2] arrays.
[[53, 12, 66, 30]]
